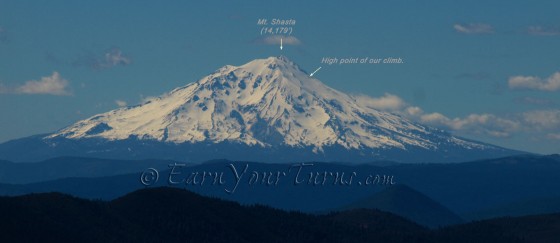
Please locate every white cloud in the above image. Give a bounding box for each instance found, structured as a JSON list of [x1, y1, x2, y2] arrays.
[[74, 48, 131, 70], [356, 92, 560, 141], [101, 48, 131, 68], [405, 106, 423, 116], [354, 93, 406, 111], [115, 100, 127, 107], [508, 72, 560, 91], [416, 112, 520, 138], [254, 35, 301, 45], [370, 94, 560, 140], [418, 112, 449, 125], [453, 23, 495, 34], [355, 93, 522, 138], [527, 26, 560, 36], [522, 110, 560, 130], [414, 109, 560, 139], [1, 72, 72, 96]]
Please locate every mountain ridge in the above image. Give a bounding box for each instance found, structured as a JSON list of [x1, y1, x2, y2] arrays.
[[2, 187, 560, 242], [338, 184, 464, 228]]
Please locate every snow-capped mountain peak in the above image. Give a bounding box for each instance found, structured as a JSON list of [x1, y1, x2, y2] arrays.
[[48, 56, 493, 157]]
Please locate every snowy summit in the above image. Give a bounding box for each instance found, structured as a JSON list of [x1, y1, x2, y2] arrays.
[[3, 56, 518, 163]]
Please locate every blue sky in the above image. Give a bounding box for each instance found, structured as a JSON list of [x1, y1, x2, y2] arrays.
[[1, 0, 559, 154]]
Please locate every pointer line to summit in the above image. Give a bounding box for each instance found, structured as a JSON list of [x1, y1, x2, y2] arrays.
[[310, 67, 322, 77]]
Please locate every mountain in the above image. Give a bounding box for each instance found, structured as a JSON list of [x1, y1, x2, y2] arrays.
[[2, 155, 559, 218], [2, 187, 560, 242], [0, 56, 520, 163], [338, 184, 464, 228], [0, 156, 172, 184], [390, 154, 560, 214], [0, 187, 430, 243], [465, 196, 560, 221], [435, 213, 560, 243]]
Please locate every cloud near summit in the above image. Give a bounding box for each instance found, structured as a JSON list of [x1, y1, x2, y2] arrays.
[[356, 93, 559, 140], [253, 35, 302, 46], [354, 93, 406, 111]]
